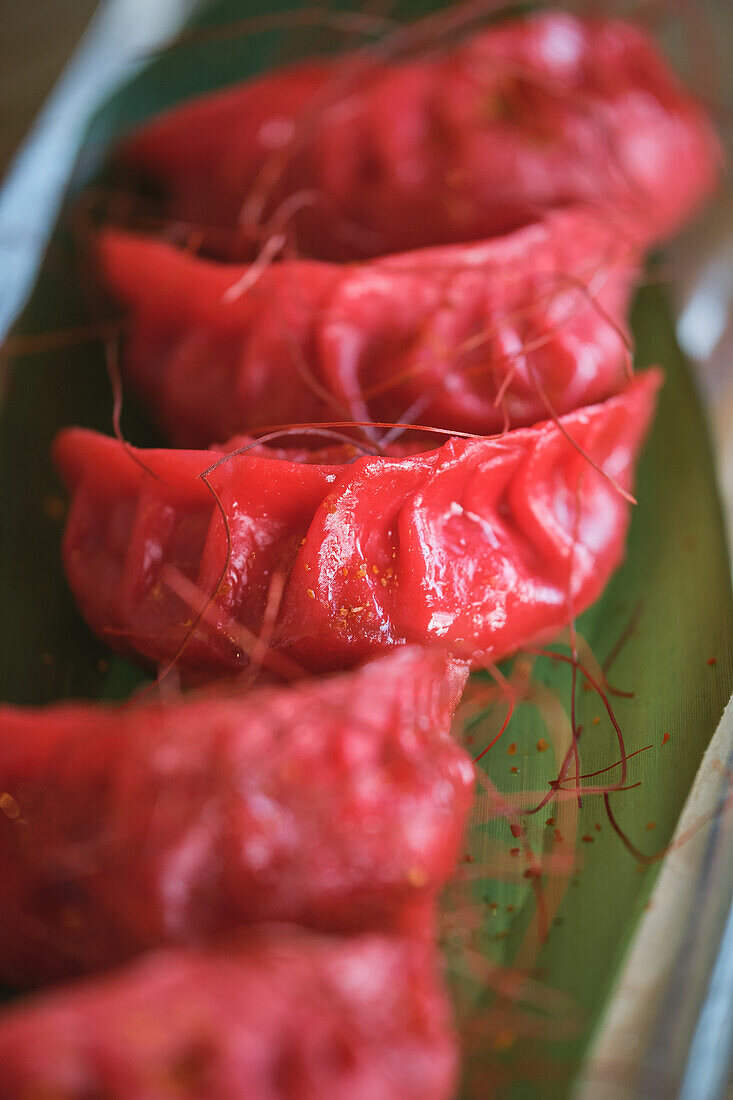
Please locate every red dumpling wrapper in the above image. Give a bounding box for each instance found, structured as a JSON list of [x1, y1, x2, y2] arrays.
[[99, 207, 635, 448], [120, 13, 719, 256], [55, 372, 660, 677], [0, 649, 471, 988], [0, 930, 457, 1100]]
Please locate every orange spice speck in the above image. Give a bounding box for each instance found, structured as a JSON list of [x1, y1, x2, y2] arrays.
[[61, 906, 83, 931], [594, 823, 602, 832], [645, 821, 657, 831], [507, 743, 517, 756], [553, 829, 564, 842], [708, 657, 717, 666], [0, 793, 20, 819], [536, 738, 549, 752], [42, 495, 66, 521], [581, 834, 594, 844], [306, 589, 315, 600], [510, 766, 519, 774], [491, 1027, 515, 1051], [408, 867, 428, 888], [592, 716, 601, 726], [509, 847, 520, 857], [545, 817, 555, 827], [662, 732, 670, 745]]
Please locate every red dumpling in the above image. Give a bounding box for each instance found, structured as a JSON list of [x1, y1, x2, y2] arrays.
[[99, 207, 636, 448], [54, 372, 660, 677], [120, 13, 719, 257], [0, 930, 458, 1100], [0, 649, 471, 988]]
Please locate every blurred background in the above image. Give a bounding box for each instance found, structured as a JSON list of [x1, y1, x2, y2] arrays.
[[1, 3, 98, 174], [2, 1, 732, 174]]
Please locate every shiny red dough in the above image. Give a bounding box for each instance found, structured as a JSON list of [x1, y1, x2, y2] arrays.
[[0, 930, 458, 1100], [99, 238, 341, 446], [55, 372, 660, 677], [121, 13, 719, 257], [99, 208, 635, 448], [0, 649, 471, 987]]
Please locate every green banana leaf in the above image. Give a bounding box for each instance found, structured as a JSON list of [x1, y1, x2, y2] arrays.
[[0, 2, 730, 1097]]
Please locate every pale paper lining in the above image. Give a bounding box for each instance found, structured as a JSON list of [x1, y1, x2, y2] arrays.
[[576, 694, 733, 1098]]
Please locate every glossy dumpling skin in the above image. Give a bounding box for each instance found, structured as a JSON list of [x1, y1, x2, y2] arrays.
[[0, 930, 458, 1100], [0, 648, 471, 988], [54, 371, 661, 677], [120, 13, 719, 257], [99, 207, 636, 448], [99, 235, 341, 447]]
